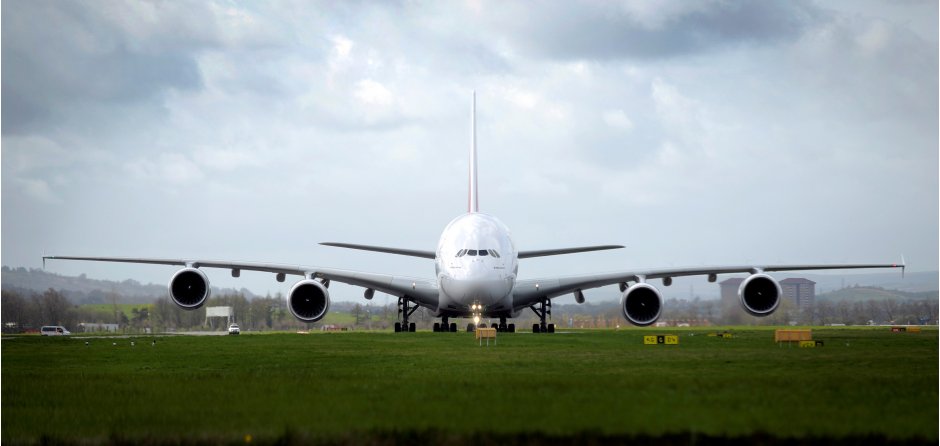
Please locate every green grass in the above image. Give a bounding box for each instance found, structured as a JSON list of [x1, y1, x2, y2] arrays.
[[79, 303, 154, 319], [2, 327, 937, 444], [318, 311, 384, 326]]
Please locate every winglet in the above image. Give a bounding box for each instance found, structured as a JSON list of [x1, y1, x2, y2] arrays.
[[468, 90, 479, 213], [900, 254, 906, 278]]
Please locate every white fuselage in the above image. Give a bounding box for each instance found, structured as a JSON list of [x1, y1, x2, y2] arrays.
[[435, 213, 518, 316]]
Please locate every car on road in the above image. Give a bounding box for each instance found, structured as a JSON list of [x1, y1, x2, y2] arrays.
[[40, 326, 70, 336], [228, 323, 240, 335]]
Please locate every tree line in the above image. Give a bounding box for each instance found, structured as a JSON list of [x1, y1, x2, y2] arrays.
[[1, 288, 936, 333], [0, 289, 311, 333]]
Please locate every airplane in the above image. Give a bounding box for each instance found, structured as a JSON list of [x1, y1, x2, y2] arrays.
[[43, 93, 904, 334]]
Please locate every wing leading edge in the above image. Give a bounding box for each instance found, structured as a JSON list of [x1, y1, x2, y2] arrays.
[[41, 255, 439, 307], [320, 242, 625, 259], [518, 245, 624, 258], [512, 262, 905, 309], [319, 243, 436, 259]]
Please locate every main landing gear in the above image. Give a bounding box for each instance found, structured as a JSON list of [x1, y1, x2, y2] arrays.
[[530, 298, 555, 333], [464, 318, 515, 333], [393, 297, 417, 332], [496, 316, 515, 333], [433, 316, 457, 332]]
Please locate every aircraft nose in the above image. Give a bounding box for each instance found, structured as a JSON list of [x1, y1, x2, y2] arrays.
[[441, 275, 513, 306]]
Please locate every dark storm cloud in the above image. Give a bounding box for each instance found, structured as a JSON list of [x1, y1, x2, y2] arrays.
[[0, 1, 283, 135], [487, 1, 824, 60]]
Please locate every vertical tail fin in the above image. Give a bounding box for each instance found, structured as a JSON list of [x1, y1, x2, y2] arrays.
[[469, 91, 479, 213]]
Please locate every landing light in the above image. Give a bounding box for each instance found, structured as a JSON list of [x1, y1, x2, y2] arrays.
[[473, 315, 480, 325]]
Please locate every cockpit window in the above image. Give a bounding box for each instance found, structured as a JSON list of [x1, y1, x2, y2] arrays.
[[457, 249, 502, 258]]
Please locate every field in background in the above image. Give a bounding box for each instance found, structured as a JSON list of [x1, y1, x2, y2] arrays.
[[2, 327, 937, 445], [79, 303, 154, 319]]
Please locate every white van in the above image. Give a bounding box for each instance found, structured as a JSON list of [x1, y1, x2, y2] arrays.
[[40, 326, 70, 336]]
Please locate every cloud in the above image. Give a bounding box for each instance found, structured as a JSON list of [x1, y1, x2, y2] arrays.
[[125, 153, 204, 185], [11, 178, 60, 204], [0, 0, 284, 136], [193, 148, 263, 171], [331, 35, 354, 59], [602, 110, 634, 131], [483, 0, 824, 60], [354, 79, 394, 106], [785, 12, 937, 133], [1, 1, 935, 299]]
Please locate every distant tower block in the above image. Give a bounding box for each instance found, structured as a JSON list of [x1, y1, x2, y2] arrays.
[[780, 278, 816, 311], [719, 278, 746, 323], [205, 306, 234, 328]]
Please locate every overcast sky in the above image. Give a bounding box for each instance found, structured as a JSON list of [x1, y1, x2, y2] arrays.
[[2, 0, 937, 303]]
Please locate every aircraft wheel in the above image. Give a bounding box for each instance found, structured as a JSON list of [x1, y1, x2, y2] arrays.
[[491, 323, 498, 330], [532, 324, 541, 333], [508, 323, 515, 333], [466, 323, 475, 332], [548, 323, 555, 333], [409, 322, 416, 332], [450, 323, 457, 332], [433, 322, 440, 332], [394, 322, 401, 332], [498, 323, 507, 332]]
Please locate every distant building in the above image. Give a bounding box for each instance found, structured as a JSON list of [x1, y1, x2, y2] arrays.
[[719, 278, 746, 323], [780, 278, 816, 311], [719, 278, 744, 305]]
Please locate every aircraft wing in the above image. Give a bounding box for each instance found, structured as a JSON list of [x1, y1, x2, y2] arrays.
[[319, 243, 626, 259], [319, 243, 436, 259], [41, 256, 439, 307], [511, 263, 904, 309], [518, 245, 624, 259]]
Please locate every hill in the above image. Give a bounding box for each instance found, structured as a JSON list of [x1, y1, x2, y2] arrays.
[[816, 286, 938, 302], [1, 266, 257, 304]]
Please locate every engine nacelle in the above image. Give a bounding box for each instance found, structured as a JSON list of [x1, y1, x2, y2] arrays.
[[168, 267, 210, 309], [621, 283, 663, 326], [738, 273, 782, 317], [288, 279, 330, 323], [573, 289, 585, 304]]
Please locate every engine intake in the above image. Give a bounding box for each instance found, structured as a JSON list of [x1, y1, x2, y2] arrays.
[[738, 273, 781, 316], [288, 279, 330, 323], [621, 283, 663, 326], [168, 267, 210, 309]]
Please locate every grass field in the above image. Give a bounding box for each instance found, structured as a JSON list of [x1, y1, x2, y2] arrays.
[[2, 327, 937, 445], [79, 303, 154, 319]]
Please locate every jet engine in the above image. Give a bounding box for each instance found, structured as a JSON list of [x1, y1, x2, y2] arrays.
[[738, 273, 782, 316], [621, 283, 663, 326], [288, 279, 331, 323], [168, 267, 210, 309]]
